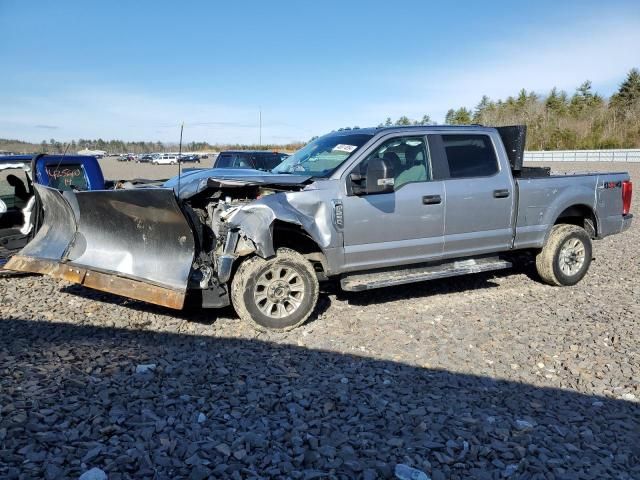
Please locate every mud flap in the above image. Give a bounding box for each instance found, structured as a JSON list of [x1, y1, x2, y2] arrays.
[[6, 185, 195, 309]]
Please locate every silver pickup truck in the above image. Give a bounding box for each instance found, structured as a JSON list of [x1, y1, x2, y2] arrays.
[[6, 125, 633, 330]]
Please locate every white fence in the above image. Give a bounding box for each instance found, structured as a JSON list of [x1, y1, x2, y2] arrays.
[[524, 149, 640, 162]]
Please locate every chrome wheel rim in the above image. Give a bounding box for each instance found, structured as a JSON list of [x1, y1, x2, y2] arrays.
[[254, 265, 305, 318], [559, 238, 586, 276]]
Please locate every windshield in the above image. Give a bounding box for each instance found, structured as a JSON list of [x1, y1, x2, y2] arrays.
[[272, 133, 372, 177]]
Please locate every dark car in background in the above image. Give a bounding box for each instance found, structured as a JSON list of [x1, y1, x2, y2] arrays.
[[213, 150, 288, 171], [178, 154, 201, 164]]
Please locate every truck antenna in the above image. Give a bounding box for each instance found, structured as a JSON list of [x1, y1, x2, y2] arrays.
[[177, 122, 184, 198], [53, 142, 71, 176]]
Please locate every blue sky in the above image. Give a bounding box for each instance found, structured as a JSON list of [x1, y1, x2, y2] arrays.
[[1, 0, 639, 144]]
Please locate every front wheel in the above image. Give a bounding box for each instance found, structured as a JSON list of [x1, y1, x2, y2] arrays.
[[536, 224, 592, 286], [231, 248, 319, 331]]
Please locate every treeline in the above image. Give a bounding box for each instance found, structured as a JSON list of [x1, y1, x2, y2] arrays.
[[444, 68, 640, 150], [0, 138, 306, 154], [377, 115, 433, 127]]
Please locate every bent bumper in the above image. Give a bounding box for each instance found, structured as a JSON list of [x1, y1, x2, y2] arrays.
[[5, 255, 186, 309], [621, 214, 633, 233]]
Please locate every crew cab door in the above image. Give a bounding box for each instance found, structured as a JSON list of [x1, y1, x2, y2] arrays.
[[429, 133, 514, 257], [341, 135, 445, 271]]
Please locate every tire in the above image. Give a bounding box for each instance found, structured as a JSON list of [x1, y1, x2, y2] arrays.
[[535, 224, 592, 286], [231, 248, 319, 331]]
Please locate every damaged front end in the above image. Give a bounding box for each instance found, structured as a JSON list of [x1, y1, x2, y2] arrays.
[[179, 173, 328, 293], [6, 171, 331, 310]]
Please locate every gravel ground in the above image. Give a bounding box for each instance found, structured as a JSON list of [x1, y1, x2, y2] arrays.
[[1, 162, 638, 479]]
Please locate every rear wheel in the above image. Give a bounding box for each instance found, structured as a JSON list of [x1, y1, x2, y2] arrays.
[[231, 248, 319, 331], [536, 224, 592, 286]]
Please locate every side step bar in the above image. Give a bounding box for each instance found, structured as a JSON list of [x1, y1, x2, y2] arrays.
[[340, 256, 512, 292]]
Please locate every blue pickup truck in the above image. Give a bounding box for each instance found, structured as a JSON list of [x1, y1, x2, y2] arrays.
[[0, 154, 105, 265]]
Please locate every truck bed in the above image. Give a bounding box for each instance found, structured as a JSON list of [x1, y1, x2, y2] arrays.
[[514, 171, 631, 250]]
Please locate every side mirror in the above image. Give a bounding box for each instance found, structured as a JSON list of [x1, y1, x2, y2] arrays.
[[365, 157, 394, 194]]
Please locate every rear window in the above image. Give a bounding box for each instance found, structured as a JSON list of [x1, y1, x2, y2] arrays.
[[442, 134, 498, 178], [45, 163, 88, 190]]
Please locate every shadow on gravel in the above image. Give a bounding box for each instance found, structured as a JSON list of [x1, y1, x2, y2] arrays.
[[59, 283, 333, 328], [1, 318, 638, 480]]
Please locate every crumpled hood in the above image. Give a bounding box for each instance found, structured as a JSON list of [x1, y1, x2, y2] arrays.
[[163, 168, 313, 199]]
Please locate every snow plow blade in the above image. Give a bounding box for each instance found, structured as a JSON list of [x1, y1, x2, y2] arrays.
[[5, 185, 195, 309]]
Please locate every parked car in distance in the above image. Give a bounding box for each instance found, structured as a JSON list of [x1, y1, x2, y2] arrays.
[[178, 154, 201, 164], [137, 154, 154, 163], [213, 150, 289, 171], [153, 154, 179, 165], [118, 154, 134, 162]]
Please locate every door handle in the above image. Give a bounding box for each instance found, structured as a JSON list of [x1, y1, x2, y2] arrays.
[[493, 189, 510, 198], [422, 195, 442, 205]]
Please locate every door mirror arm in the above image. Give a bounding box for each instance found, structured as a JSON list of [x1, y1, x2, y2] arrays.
[[349, 173, 366, 195]]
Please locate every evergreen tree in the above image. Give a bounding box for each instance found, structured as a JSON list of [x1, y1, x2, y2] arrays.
[[445, 109, 455, 124], [446, 108, 472, 125], [611, 68, 640, 110]]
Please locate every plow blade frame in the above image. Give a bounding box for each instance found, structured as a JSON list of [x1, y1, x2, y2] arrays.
[[5, 185, 196, 309]]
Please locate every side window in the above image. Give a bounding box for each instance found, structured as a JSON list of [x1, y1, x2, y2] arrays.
[[441, 134, 498, 178], [260, 154, 283, 171], [236, 154, 253, 168], [0, 168, 31, 210], [358, 136, 430, 189], [215, 154, 233, 168]]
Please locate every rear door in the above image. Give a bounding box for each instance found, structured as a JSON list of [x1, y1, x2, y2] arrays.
[[341, 134, 445, 271], [429, 133, 514, 257]]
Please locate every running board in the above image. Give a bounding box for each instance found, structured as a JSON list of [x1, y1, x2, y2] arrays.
[[340, 257, 512, 292]]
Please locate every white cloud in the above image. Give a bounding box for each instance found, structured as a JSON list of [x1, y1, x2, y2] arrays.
[[356, 18, 640, 123]]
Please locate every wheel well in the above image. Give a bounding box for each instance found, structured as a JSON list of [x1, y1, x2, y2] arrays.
[[555, 204, 597, 238], [272, 221, 327, 275]]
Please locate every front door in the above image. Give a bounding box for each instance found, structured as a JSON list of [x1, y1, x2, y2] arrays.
[[341, 135, 445, 271]]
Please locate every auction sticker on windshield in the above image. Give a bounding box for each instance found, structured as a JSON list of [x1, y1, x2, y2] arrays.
[[332, 144, 358, 153]]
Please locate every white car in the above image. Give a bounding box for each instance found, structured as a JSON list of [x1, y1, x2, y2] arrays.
[[153, 154, 179, 165]]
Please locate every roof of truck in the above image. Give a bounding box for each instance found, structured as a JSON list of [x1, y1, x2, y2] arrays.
[[0, 155, 33, 164], [328, 124, 495, 137], [219, 150, 287, 154]]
